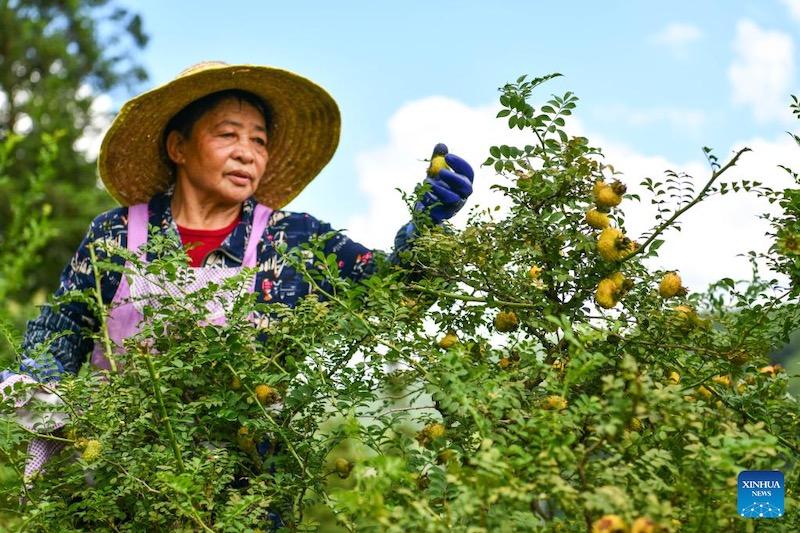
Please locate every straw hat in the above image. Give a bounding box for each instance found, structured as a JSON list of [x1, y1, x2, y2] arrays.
[[98, 61, 341, 208]]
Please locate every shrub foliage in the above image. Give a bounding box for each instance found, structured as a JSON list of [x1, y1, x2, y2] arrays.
[[2, 75, 799, 532]]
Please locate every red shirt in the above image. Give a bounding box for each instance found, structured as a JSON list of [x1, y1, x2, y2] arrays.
[[177, 217, 240, 267]]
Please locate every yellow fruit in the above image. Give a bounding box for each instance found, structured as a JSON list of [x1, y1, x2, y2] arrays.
[[585, 209, 611, 229], [499, 357, 511, 369], [230, 376, 242, 391], [427, 154, 450, 177], [711, 375, 731, 388], [334, 457, 352, 479], [400, 296, 420, 311], [437, 449, 456, 464], [592, 180, 608, 197], [672, 304, 708, 329], [541, 395, 568, 411], [427, 143, 450, 177], [696, 385, 713, 399], [494, 310, 519, 332], [667, 371, 681, 384], [596, 187, 623, 208], [417, 423, 446, 447], [528, 264, 543, 280], [594, 182, 623, 208], [237, 427, 256, 452], [759, 365, 781, 378], [597, 227, 636, 261], [81, 439, 102, 462], [595, 278, 621, 309], [592, 514, 627, 533], [437, 330, 458, 349], [674, 305, 698, 327], [254, 384, 278, 405], [631, 517, 660, 533], [658, 272, 686, 299]]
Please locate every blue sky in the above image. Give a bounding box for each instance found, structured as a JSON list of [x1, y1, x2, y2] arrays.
[[112, 0, 800, 290]]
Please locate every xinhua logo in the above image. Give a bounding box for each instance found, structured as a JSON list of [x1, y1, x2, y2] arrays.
[[738, 470, 784, 519]]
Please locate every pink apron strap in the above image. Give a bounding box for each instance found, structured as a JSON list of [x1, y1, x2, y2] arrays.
[[127, 203, 149, 255], [243, 203, 272, 268]]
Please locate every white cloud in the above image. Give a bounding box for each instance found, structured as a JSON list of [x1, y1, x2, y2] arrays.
[[780, 0, 800, 23], [349, 97, 800, 292], [729, 20, 795, 124], [650, 23, 704, 58], [345, 96, 530, 247], [602, 134, 798, 291]]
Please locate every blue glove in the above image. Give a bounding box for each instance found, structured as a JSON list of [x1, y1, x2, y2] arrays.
[[413, 143, 474, 225], [11, 356, 62, 382]]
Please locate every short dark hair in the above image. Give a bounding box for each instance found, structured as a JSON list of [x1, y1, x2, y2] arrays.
[[164, 89, 271, 143]]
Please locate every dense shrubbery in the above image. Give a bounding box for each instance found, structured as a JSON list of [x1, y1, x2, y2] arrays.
[[2, 75, 799, 532]]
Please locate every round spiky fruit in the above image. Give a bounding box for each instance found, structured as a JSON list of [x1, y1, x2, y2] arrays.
[[427, 143, 450, 177], [631, 517, 660, 533], [494, 310, 520, 332], [658, 272, 686, 298], [597, 227, 636, 261], [592, 514, 628, 533], [594, 180, 624, 208], [437, 330, 458, 349], [255, 384, 277, 405], [596, 278, 621, 309], [237, 427, 256, 452], [416, 423, 445, 447], [585, 209, 611, 229], [541, 395, 568, 411], [81, 439, 103, 462], [334, 457, 352, 479]]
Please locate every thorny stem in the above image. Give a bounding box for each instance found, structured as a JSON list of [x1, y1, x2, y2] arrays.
[[362, 405, 437, 419], [17, 424, 73, 443], [629, 147, 751, 260], [141, 347, 185, 474], [88, 244, 118, 373], [407, 283, 538, 310]]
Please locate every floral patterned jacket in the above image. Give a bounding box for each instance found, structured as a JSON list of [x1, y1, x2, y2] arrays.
[[21, 191, 414, 377]]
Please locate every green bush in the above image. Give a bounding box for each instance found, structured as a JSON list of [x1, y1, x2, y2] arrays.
[[1, 75, 798, 532]]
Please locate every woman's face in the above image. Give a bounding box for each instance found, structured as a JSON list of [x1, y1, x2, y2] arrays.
[[167, 97, 269, 208]]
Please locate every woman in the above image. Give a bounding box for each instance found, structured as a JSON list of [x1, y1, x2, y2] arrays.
[[10, 61, 475, 379]]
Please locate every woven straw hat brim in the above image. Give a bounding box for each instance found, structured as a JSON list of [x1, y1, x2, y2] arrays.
[[98, 63, 341, 208]]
